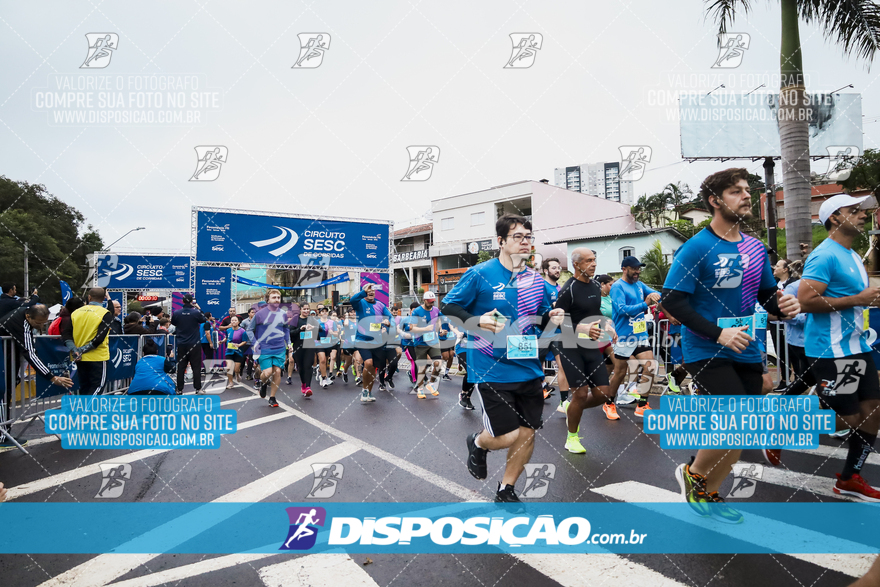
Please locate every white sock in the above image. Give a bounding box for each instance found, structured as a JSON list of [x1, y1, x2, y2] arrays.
[[474, 435, 484, 449]]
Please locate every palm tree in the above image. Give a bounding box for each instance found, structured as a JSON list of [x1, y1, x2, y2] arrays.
[[662, 181, 694, 221], [705, 0, 880, 259], [639, 240, 671, 289], [632, 194, 654, 228], [648, 192, 669, 227]]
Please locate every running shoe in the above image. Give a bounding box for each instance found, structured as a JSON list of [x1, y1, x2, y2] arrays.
[[355, 377, 362, 386], [367, 390, 375, 402], [360, 389, 370, 403], [688, 381, 700, 395], [564, 432, 586, 454], [674, 460, 712, 517], [603, 402, 620, 420], [834, 473, 880, 502], [466, 432, 488, 480], [195, 389, 206, 395], [378, 382, 387, 392], [302, 387, 313, 399], [253, 380, 260, 391], [708, 492, 744, 524], [762, 448, 782, 467], [830, 429, 850, 438], [286, 376, 292, 385], [616, 387, 639, 405], [268, 396, 279, 408], [634, 403, 653, 418], [416, 387, 426, 399], [425, 382, 439, 396], [259, 381, 268, 398], [665, 373, 681, 395], [442, 373, 452, 382], [459, 395, 475, 410], [556, 402, 566, 414], [543, 384, 555, 400], [343, 372, 349, 384], [0, 435, 28, 448], [351, 365, 357, 376], [321, 378, 329, 389], [386, 378, 395, 389], [494, 483, 521, 503]]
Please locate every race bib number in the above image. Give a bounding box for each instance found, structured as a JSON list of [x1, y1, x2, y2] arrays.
[[227, 343, 239, 350], [351, 334, 357, 342], [320, 337, 331, 345], [754, 313, 768, 330], [423, 332, 436, 343], [577, 332, 590, 339], [717, 316, 755, 339], [369, 322, 382, 332], [507, 335, 538, 360], [632, 320, 646, 334], [300, 331, 313, 340], [865, 308, 871, 331]]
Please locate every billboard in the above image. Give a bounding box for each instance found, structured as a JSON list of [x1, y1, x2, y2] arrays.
[[195, 266, 233, 314], [680, 93, 862, 158], [195, 210, 390, 270], [95, 254, 191, 290]]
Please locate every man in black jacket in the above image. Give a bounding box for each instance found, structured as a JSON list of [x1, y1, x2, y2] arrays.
[[0, 283, 40, 324], [109, 300, 123, 335], [171, 294, 206, 394]]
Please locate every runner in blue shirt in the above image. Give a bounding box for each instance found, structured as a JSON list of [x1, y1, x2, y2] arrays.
[[799, 193, 880, 502], [410, 291, 446, 398], [440, 214, 564, 503], [662, 168, 799, 522], [609, 256, 661, 416], [399, 303, 420, 388], [350, 284, 394, 403], [247, 289, 292, 408]]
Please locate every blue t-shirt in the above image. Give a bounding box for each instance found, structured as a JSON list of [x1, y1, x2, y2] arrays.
[[399, 315, 417, 348], [127, 355, 175, 395], [663, 227, 776, 363], [610, 279, 658, 343], [802, 238, 871, 358], [350, 290, 393, 344], [341, 318, 358, 348], [783, 280, 806, 348], [200, 322, 214, 344], [411, 305, 442, 346], [441, 258, 553, 384]]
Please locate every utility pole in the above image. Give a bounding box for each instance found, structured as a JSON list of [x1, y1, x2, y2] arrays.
[[23, 243, 29, 294], [763, 157, 779, 264]]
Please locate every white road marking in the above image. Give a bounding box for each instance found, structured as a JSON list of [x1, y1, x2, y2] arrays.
[[736, 460, 849, 500], [787, 444, 880, 467], [8, 412, 292, 501], [35, 442, 359, 587], [109, 553, 276, 587], [513, 553, 689, 587], [592, 480, 874, 577], [259, 554, 380, 586]]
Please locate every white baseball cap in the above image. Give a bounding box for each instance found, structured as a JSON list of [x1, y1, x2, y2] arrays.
[[423, 291, 436, 301], [818, 194, 877, 224]]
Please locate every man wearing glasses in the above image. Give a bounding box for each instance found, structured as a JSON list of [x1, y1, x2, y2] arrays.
[[441, 214, 564, 502]]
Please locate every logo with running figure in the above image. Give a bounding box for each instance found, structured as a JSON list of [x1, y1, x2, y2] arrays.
[[822, 359, 867, 396], [80, 33, 119, 69], [826, 146, 861, 181], [726, 463, 762, 499], [712, 33, 750, 68], [401, 146, 440, 181], [504, 33, 543, 69], [189, 146, 228, 181], [95, 254, 134, 287], [95, 463, 131, 498], [308, 463, 344, 498], [280, 506, 326, 550], [521, 463, 556, 498], [293, 33, 331, 68], [711, 253, 749, 289], [618, 146, 652, 181]]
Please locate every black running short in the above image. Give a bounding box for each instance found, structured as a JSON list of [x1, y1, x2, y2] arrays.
[[341, 347, 356, 357], [477, 378, 544, 437], [809, 352, 880, 416], [413, 345, 441, 361], [684, 358, 763, 396], [557, 346, 609, 389], [358, 345, 389, 365]]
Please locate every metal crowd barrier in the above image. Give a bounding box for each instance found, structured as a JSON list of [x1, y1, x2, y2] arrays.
[[0, 334, 175, 454]]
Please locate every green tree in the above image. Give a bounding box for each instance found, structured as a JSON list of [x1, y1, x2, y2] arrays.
[[670, 219, 697, 239], [838, 147, 880, 193], [705, 0, 880, 260], [639, 240, 671, 289], [0, 176, 104, 304], [476, 250, 495, 264], [661, 181, 694, 221]]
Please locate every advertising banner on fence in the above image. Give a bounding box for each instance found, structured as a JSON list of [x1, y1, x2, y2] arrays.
[[195, 266, 233, 314], [195, 210, 390, 270], [107, 336, 139, 381], [95, 255, 191, 290]]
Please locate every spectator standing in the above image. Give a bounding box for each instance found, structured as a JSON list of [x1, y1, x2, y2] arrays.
[[171, 294, 206, 394], [0, 283, 39, 321], [70, 288, 114, 395]]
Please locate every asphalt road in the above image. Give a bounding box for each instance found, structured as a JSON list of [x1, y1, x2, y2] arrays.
[[0, 367, 873, 587]]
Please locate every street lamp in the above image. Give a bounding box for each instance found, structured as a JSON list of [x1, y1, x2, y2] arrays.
[[103, 227, 146, 252]]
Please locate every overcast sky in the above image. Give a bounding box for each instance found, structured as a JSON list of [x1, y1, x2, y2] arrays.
[[2, 0, 879, 254]]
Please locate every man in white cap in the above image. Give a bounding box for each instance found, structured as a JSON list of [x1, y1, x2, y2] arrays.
[[799, 192, 880, 501], [408, 290, 446, 398]]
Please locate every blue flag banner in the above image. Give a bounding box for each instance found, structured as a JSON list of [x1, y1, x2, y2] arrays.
[[59, 280, 73, 304], [2, 502, 880, 554], [107, 336, 139, 381]]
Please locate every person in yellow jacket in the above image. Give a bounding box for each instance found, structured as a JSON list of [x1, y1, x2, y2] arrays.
[[69, 288, 114, 395]]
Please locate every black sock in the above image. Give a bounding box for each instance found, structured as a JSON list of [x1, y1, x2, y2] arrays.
[[842, 431, 876, 480], [560, 389, 569, 403], [637, 396, 647, 407], [604, 397, 613, 405]]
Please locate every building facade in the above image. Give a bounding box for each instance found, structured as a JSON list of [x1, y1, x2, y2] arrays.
[[391, 222, 434, 309], [553, 162, 634, 205]]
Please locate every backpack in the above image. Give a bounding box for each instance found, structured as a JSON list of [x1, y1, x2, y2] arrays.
[[48, 316, 62, 336]]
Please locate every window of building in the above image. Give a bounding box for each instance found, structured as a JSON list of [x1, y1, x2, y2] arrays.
[[620, 246, 635, 264], [441, 217, 454, 231], [471, 212, 485, 226]]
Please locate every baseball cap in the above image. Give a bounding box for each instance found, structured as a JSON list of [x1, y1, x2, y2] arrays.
[[818, 194, 877, 224], [423, 291, 436, 301], [621, 256, 645, 269], [182, 294, 194, 304]]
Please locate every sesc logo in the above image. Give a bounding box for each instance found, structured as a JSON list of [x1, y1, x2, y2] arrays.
[[251, 226, 299, 256], [280, 506, 326, 550]]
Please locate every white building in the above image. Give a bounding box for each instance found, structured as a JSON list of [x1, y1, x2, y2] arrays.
[[553, 162, 634, 205]]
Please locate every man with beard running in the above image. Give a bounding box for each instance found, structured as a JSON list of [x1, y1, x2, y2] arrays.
[[441, 214, 564, 502], [247, 290, 291, 408], [662, 168, 799, 523], [555, 248, 617, 453], [540, 257, 569, 406], [350, 283, 394, 403]]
